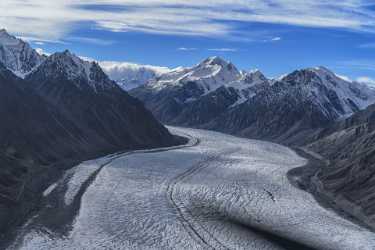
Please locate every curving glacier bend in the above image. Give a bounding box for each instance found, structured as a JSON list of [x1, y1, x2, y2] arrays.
[[9, 127, 375, 250]]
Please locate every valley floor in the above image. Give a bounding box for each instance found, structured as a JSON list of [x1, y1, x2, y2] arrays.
[[7, 127, 375, 250]]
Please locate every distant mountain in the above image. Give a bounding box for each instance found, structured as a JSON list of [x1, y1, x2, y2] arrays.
[[0, 29, 45, 77], [203, 67, 375, 145], [130, 56, 245, 123], [100, 61, 171, 90], [131, 58, 375, 145]]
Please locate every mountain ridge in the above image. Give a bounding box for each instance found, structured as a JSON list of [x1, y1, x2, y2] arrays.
[[131, 57, 375, 145]]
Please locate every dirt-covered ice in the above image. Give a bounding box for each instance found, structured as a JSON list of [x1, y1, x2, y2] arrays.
[[9, 127, 375, 249]]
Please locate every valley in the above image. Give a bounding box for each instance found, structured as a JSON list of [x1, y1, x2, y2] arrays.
[[8, 128, 375, 250]]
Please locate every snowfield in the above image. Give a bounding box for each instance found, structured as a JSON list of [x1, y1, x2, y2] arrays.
[[9, 127, 375, 250]]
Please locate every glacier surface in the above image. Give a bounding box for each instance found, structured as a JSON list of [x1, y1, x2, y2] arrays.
[[9, 127, 375, 250]]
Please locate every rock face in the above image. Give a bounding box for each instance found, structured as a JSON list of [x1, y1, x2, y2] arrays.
[[132, 59, 375, 145], [0, 62, 91, 234], [306, 104, 375, 227], [25, 50, 179, 151], [0, 29, 45, 77], [0, 62, 92, 164]]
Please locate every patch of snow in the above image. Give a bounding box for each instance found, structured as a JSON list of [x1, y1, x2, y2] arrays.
[[42, 183, 58, 197]]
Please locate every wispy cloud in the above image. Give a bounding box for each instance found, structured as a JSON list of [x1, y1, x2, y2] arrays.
[[271, 37, 282, 41], [177, 47, 197, 51], [337, 60, 375, 71], [99, 60, 171, 78], [357, 76, 375, 88], [357, 76, 375, 84], [358, 43, 375, 49], [66, 36, 116, 46], [208, 48, 238, 52], [2, 1, 375, 41]]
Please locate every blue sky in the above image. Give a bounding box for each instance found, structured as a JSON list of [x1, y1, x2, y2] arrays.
[[2, 1, 375, 82]]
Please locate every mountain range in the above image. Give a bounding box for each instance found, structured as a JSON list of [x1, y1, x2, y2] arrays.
[[2, 29, 375, 234], [131, 56, 375, 144]]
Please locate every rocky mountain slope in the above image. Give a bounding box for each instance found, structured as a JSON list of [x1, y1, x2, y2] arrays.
[[0, 29, 45, 77], [305, 103, 375, 228], [25, 50, 179, 151], [0, 32, 183, 237], [203, 67, 375, 145], [0, 62, 92, 234]]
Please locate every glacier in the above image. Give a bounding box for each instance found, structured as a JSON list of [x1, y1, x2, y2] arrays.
[[8, 127, 375, 250]]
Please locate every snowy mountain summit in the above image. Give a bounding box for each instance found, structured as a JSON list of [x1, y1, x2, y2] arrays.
[[148, 56, 241, 93], [28, 50, 117, 92], [280, 66, 375, 118], [0, 29, 45, 77]]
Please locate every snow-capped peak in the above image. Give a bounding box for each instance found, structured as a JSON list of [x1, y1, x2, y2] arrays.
[[0, 29, 45, 77], [280, 66, 375, 117], [30, 50, 116, 92], [200, 56, 230, 67], [148, 56, 241, 93]]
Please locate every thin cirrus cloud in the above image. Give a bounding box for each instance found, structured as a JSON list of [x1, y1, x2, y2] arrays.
[[271, 37, 282, 41], [66, 36, 116, 46], [177, 48, 238, 52], [337, 60, 375, 71], [1, 0, 375, 41], [358, 43, 375, 49], [177, 47, 198, 51]]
